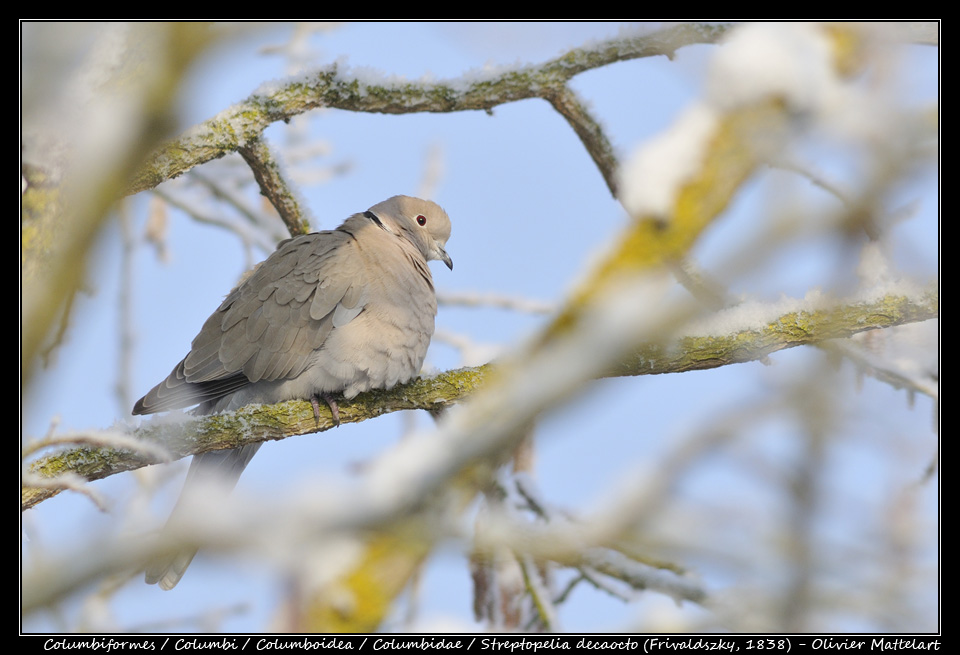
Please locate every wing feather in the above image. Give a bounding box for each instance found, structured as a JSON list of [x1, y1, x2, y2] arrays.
[[133, 229, 369, 414]]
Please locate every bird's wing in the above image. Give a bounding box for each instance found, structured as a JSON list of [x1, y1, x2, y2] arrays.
[[133, 230, 368, 414]]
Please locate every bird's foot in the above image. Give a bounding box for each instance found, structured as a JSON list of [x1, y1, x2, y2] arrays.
[[311, 393, 340, 426]]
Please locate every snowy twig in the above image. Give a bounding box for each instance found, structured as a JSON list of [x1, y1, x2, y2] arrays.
[[510, 472, 704, 608], [519, 554, 558, 631], [822, 333, 938, 401], [21, 471, 110, 512], [580, 550, 706, 605]]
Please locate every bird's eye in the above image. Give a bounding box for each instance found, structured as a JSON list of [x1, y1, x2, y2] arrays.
[[417, 215, 427, 226]]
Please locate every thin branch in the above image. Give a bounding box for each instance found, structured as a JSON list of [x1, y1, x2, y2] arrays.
[[579, 550, 706, 605], [114, 203, 135, 416], [821, 337, 938, 401], [436, 290, 554, 314], [544, 85, 620, 198], [519, 554, 557, 631], [190, 167, 281, 229], [151, 186, 278, 255], [512, 471, 704, 607], [770, 156, 852, 205], [561, 568, 633, 603], [21, 471, 110, 512]]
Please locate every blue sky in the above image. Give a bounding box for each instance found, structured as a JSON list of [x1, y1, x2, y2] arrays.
[[22, 22, 939, 633]]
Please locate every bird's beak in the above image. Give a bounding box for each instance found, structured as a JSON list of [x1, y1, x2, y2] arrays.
[[438, 247, 453, 271]]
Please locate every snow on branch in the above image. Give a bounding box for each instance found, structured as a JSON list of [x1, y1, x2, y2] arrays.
[[22, 285, 937, 511], [126, 24, 732, 196]]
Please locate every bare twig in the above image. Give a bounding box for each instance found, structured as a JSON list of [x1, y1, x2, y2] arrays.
[[544, 85, 620, 198]]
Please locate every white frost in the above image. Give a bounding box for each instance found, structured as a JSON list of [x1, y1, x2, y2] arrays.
[[681, 289, 832, 339], [706, 22, 838, 113], [618, 104, 718, 218]]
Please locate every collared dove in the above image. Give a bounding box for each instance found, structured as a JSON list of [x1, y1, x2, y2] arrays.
[[133, 195, 453, 590]]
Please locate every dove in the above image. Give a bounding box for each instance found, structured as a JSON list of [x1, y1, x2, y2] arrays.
[[133, 195, 452, 590]]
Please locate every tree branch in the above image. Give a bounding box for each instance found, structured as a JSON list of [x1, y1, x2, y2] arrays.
[[126, 24, 731, 196], [544, 85, 621, 197], [22, 286, 937, 511], [237, 137, 312, 237]]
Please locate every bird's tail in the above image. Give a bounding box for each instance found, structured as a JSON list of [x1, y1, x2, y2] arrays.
[[145, 442, 262, 590]]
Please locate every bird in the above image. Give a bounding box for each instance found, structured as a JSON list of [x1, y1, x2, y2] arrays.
[[133, 195, 453, 590]]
